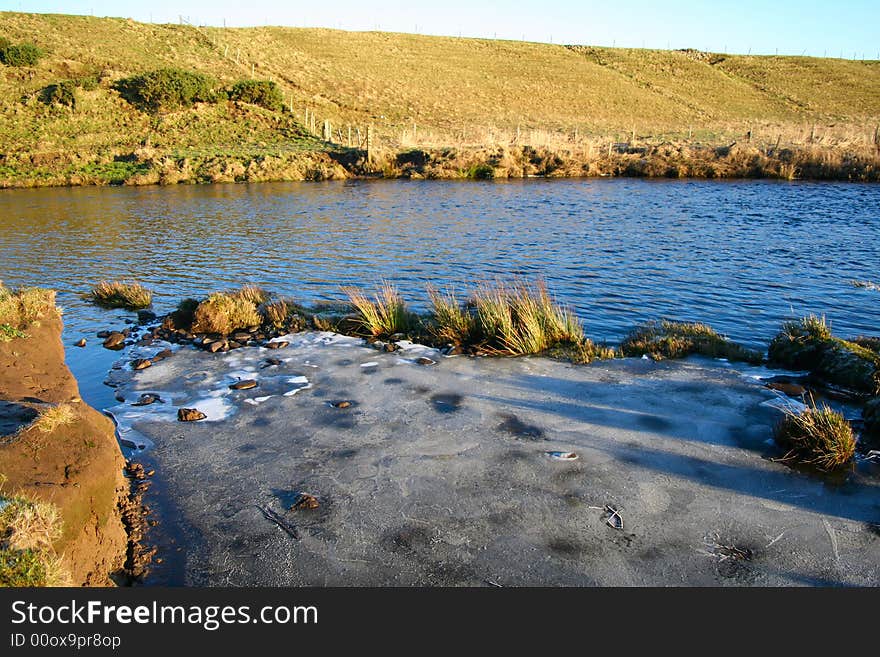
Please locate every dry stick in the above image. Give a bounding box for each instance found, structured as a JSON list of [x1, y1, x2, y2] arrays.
[[256, 505, 300, 539]]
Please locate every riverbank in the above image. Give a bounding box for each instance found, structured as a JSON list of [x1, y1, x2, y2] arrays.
[[1, 140, 879, 189], [0, 298, 129, 585]]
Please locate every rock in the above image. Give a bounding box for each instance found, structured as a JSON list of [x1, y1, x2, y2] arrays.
[[177, 408, 206, 422], [443, 345, 463, 356], [768, 331, 878, 394], [291, 493, 320, 511], [206, 340, 226, 353], [864, 398, 880, 438], [383, 343, 400, 352], [132, 393, 162, 406], [74, 338, 86, 348], [229, 380, 258, 390], [232, 332, 251, 342], [137, 310, 157, 324], [137, 335, 155, 346], [102, 332, 126, 350], [331, 400, 352, 409], [115, 392, 125, 403], [266, 341, 288, 350], [227, 340, 243, 350], [416, 357, 437, 366], [765, 382, 807, 397], [131, 358, 152, 371], [151, 348, 173, 362], [96, 330, 111, 339]]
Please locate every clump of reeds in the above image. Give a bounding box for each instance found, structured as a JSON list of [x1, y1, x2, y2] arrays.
[[779, 314, 832, 342], [342, 282, 418, 337], [85, 280, 153, 310], [0, 284, 58, 334], [191, 287, 263, 335], [429, 280, 589, 357], [0, 478, 70, 587], [620, 320, 762, 363], [773, 397, 856, 470]]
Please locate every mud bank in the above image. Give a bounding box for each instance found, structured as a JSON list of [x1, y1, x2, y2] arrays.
[[109, 332, 879, 586], [0, 317, 128, 585]]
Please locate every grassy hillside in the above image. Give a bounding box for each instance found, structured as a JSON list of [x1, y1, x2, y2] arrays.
[[1, 11, 878, 185]]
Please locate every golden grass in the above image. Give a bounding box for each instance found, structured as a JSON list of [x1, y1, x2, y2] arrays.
[[0, 480, 70, 587], [232, 284, 271, 307], [0, 284, 58, 334], [342, 282, 417, 337], [33, 404, 75, 434], [427, 286, 476, 345], [85, 280, 153, 310], [620, 320, 763, 363], [774, 397, 856, 470], [260, 299, 291, 329], [191, 290, 262, 335], [780, 314, 832, 342], [0, 12, 878, 183]]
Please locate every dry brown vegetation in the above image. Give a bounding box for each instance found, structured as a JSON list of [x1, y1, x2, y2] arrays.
[[774, 398, 856, 470], [85, 280, 153, 309], [0, 284, 58, 339], [0, 12, 877, 186]]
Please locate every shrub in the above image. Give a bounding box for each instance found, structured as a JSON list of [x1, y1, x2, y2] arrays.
[[229, 79, 283, 111], [342, 283, 418, 338], [620, 320, 763, 363], [192, 291, 262, 335], [39, 81, 77, 109], [0, 42, 44, 67], [115, 68, 219, 112], [74, 75, 99, 91], [84, 281, 153, 310], [467, 163, 495, 179], [774, 398, 856, 470]]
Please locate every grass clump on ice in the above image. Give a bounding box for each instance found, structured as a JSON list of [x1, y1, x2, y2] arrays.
[[773, 397, 856, 470], [620, 320, 763, 363], [191, 286, 267, 336], [85, 280, 153, 310], [428, 280, 607, 360], [342, 282, 419, 338], [0, 479, 69, 587]]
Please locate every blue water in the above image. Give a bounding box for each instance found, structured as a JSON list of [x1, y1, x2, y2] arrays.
[[1, 178, 878, 409]]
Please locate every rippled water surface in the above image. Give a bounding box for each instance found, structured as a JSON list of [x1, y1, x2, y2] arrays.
[[1, 178, 878, 408]]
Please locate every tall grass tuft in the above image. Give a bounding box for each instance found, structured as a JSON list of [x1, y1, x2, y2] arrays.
[[0, 284, 58, 335], [85, 281, 153, 310], [342, 282, 417, 337], [232, 285, 271, 307], [427, 286, 476, 345], [774, 397, 856, 470], [192, 289, 262, 335], [780, 314, 832, 342]]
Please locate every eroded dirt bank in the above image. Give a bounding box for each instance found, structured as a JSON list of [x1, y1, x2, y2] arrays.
[[0, 317, 128, 585], [110, 332, 880, 586]]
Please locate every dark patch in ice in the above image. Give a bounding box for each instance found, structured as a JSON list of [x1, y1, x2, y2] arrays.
[[547, 536, 588, 556], [331, 448, 359, 459], [383, 377, 404, 385], [636, 414, 674, 432], [336, 359, 354, 366], [497, 413, 545, 440], [380, 525, 432, 554], [430, 393, 463, 414], [251, 417, 271, 428]]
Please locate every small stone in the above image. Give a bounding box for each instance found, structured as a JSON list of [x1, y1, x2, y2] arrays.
[[137, 310, 157, 324], [416, 356, 437, 366], [177, 408, 206, 422], [102, 332, 126, 349], [206, 340, 226, 353], [151, 348, 173, 362], [265, 341, 288, 350], [132, 393, 162, 406], [131, 358, 152, 370], [230, 380, 258, 390], [74, 338, 86, 347], [115, 392, 125, 403], [137, 335, 155, 347], [232, 332, 251, 342], [261, 357, 282, 368], [383, 342, 400, 352], [227, 340, 243, 350], [766, 382, 807, 397], [331, 400, 352, 409], [445, 345, 463, 356], [291, 493, 320, 510]]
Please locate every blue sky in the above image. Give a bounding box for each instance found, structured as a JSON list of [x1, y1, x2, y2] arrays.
[[3, 1, 879, 58]]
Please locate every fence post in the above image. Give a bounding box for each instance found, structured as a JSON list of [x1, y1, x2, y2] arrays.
[[348, 125, 352, 148], [366, 125, 374, 163], [323, 119, 332, 142]]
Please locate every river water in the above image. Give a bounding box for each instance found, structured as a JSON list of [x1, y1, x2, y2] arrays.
[[1, 178, 878, 409]]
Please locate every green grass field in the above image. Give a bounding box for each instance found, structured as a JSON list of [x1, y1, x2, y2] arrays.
[[1, 11, 878, 185]]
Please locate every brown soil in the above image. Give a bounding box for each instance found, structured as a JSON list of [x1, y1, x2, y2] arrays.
[[0, 317, 128, 586]]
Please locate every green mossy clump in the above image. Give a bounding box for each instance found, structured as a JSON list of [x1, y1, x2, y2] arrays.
[[229, 79, 284, 112], [115, 68, 220, 113], [467, 163, 495, 180], [620, 320, 763, 363], [768, 315, 879, 394]]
